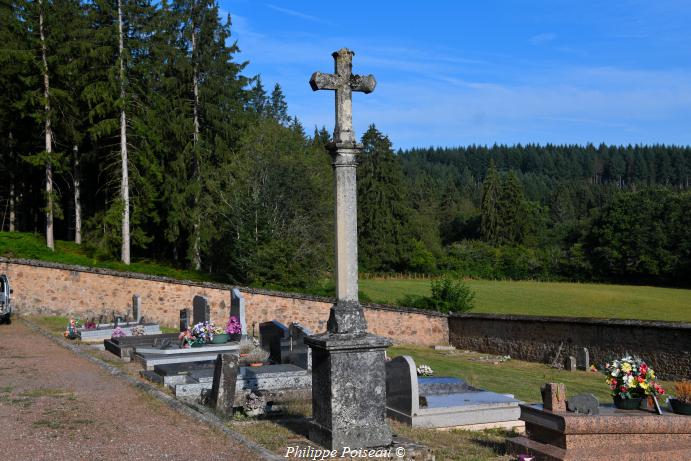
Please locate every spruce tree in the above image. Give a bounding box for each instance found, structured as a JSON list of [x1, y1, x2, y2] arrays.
[[480, 160, 500, 244], [357, 125, 411, 271]]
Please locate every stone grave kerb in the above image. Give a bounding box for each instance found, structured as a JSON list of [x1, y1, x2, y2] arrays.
[[305, 48, 392, 450]]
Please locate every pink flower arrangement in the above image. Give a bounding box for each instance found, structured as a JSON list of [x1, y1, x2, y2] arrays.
[[225, 316, 241, 335]]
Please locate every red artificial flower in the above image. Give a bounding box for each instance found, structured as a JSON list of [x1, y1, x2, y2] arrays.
[[620, 385, 628, 392]]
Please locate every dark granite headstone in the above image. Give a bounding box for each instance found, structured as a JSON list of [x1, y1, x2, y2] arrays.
[[566, 393, 599, 415], [192, 295, 210, 325], [577, 347, 589, 371], [179, 308, 190, 332], [386, 355, 418, 418], [259, 320, 289, 363], [280, 322, 313, 370], [209, 353, 239, 415], [132, 294, 142, 323]]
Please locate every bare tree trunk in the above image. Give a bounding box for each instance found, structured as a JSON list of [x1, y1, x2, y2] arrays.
[[73, 145, 81, 244], [191, 24, 201, 270], [118, 0, 130, 264], [39, 0, 54, 250], [8, 131, 15, 232]]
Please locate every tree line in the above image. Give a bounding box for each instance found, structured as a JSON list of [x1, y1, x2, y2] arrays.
[[1, 1, 689, 290]]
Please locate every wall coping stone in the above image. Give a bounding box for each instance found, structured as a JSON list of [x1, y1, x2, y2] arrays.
[[0, 257, 447, 318], [450, 312, 691, 330]]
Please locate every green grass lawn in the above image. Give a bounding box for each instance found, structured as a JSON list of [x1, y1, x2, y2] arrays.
[[0, 231, 214, 282], [361, 278, 691, 322]]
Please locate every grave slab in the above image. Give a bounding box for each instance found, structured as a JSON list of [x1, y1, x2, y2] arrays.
[[79, 323, 161, 342], [508, 404, 691, 460], [386, 355, 522, 429]]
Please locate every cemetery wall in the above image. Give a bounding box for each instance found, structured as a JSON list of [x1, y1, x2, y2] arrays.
[[449, 313, 691, 380], [0, 258, 448, 346]]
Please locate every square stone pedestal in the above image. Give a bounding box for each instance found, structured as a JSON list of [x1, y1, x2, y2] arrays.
[[305, 332, 392, 450], [508, 404, 691, 460]]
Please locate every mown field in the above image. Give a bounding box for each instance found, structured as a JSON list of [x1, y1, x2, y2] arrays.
[[360, 278, 691, 322]]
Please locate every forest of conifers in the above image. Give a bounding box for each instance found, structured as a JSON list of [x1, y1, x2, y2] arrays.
[[1, 1, 690, 290]]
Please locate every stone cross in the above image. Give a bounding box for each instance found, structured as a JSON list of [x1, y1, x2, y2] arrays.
[[310, 48, 376, 146], [310, 48, 376, 335], [306, 48, 392, 451]]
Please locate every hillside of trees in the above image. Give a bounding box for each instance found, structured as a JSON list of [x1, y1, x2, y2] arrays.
[[1, 1, 689, 291]]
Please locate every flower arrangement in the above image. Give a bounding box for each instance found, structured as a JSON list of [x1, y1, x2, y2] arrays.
[[416, 364, 434, 376], [111, 326, 127, 339], [225, 316, 242, 335], [604, 355, 664, 399], [131, 325, 145, 336], [84, 320, 97, 330], [179, 321, 216, 347], [64, 318, 81, 339]]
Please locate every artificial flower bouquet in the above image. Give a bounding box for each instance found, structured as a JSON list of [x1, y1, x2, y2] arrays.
[[604, 355, 664, 403]]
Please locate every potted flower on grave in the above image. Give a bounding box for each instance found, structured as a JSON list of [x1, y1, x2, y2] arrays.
[[210, 323, 229, 344], [604, 356, 664, 409], [179, 321, 213, 347], [244, 345, 269, 367], [64, 318, 81, 340], [669, 381, 691, 415], [111, 326, 127, 339], [225, 316, 242, 341]]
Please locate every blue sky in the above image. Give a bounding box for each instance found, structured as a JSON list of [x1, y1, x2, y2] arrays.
[[219, 1, 691, 150]]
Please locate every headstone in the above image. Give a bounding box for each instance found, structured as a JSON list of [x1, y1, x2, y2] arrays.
[[230, 288, 247, 335], [281, 322, 313, 370], [132, 294, 142, 323], [192, 295, 210, 325], [565, 355, 577, 371], [208, 353, 239, 415], [577, 347, 589, 371], [259, 320, 289, 363], [179, 308, 190, 332], [541, 383, 567, 412], [305, 47, 391, 451], [566, 393, 599, 415]]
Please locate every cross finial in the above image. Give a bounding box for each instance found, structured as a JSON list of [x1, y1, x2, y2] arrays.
[[309, 48, 376, 146]]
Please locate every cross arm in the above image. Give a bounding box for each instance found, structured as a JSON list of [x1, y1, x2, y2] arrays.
[[350, 74, 376, 94], [310, 72, 339, 91]]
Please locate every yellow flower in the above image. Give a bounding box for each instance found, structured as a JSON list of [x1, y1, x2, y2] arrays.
[[640, 381, 649, 390], [622, 362, 632, 373]]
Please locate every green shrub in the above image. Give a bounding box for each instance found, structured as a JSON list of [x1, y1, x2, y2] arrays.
[[398, 276, 475, 313]]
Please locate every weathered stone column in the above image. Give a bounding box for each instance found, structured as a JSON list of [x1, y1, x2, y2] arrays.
[[305, 48, 392, 450]]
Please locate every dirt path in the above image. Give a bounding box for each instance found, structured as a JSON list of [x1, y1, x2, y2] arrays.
[[0, 320, 259, 461]]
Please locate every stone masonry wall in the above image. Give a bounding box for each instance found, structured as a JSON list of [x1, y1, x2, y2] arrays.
[[449, 313, 691, 380], [0, 258, 448, 346]]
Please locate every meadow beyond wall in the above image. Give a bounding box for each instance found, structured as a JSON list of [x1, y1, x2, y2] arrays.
[[449, 313, 691, 381], [0, 258, 448, 346]]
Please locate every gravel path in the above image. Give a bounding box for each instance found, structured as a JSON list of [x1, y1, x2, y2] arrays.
[[0, 320, 259, 460]]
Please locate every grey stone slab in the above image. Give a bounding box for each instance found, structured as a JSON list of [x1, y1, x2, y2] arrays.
[[79, 323, 161, 341], [566, 393, 599, 415], [425, 391, 518, 409], [134, 344, 239, 369], [209, 353, 239, 415], [230, 288, 247, 335], [173, 364, 311, 398], [132, 294, 141, 323], [192, 295, 210, 325], [418, 376, 478, 395], [259, 320, 288, 363], [188, 368, 215, 383], [154, 361, 215, 376], [386, 356, 418, 418], [135, 343, 238, 355]]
